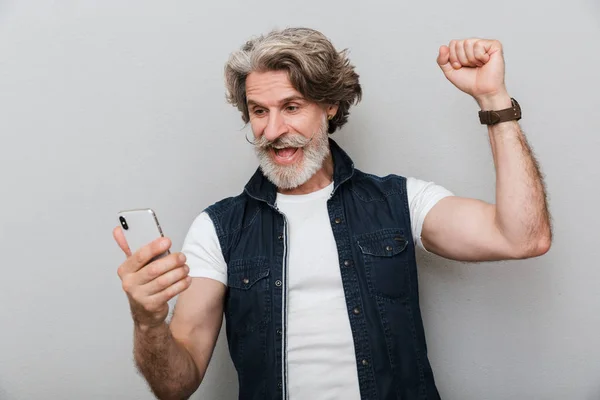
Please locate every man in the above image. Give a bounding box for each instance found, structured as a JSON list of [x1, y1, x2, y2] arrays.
[[114, 28, 551, 400]]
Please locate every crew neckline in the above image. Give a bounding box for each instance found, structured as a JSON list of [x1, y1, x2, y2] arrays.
[[276, 182, 334, 204]]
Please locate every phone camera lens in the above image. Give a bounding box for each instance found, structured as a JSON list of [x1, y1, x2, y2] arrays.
[[119, 216, 129, 230]]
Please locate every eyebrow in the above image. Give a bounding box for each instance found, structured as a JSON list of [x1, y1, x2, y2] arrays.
[[247, 95, 306, 108]]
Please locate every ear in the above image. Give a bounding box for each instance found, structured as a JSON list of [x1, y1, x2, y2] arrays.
[[326, 104, 339, 118]]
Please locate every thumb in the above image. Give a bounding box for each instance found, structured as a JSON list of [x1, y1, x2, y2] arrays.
[[436, 45, 452, 74], [113, 226, 132, 257]]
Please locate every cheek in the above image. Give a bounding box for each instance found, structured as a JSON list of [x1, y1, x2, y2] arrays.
[[289, 115, 322, 137], [250, 120, 265, 136]]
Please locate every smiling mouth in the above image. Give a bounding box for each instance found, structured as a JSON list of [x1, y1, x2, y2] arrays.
[[270, 146, 302, 165], [273, 147, 299, 159]]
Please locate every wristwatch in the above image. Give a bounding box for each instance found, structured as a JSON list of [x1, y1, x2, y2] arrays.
[[479, 98, 522, 125]]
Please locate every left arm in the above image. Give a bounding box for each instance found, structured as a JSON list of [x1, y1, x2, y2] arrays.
[[422, 39, 552, 261]]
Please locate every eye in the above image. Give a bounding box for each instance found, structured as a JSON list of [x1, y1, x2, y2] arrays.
[[252, 108, 266, 116], [286, 104, 300, 112]]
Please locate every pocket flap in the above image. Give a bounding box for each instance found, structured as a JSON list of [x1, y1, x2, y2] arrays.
[[228, 259, 270, 289], [357, 230, 408, 257]]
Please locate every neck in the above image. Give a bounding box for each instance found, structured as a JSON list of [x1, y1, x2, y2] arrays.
[[277, 152, 334, 195]]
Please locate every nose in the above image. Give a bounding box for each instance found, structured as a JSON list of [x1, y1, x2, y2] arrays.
[[263, 111, 289, 142]]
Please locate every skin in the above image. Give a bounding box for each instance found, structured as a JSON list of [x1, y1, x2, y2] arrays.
[[246, 69, 339, 195], [114, 37, 551, 399], [426, 39, 552, 260], [114, 233, 224, 400]]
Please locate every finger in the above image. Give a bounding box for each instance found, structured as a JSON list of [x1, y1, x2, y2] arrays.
[[449, 40, 460, 69], [138, 252, 187, 286], [463, 39, 481, 67], [436, 45, 452, 74], [474, 40, 491, 64], [113, 226, 132, 257], [455, 40, 470, 67], [143, 264, 190, 296], [152, 275, 193, 305], [481, 39, 502, 54], [125, 237, 172, 274]]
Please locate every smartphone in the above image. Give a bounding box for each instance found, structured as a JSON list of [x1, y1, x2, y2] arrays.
[[117, 208, 170, 261]]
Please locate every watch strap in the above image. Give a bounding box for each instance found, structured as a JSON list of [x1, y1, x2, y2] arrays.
[[479, 98, 522, 125]]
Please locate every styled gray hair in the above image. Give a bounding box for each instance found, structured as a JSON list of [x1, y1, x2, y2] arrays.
[[224, 27, 362, 134]]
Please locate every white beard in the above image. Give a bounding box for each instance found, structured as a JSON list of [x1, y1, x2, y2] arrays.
[[254, 117, 329, 190]]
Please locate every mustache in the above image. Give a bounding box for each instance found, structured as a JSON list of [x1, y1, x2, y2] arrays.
[[254, 133, 311, 150]]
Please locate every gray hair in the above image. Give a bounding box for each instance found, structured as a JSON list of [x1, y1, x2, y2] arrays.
[[224, 27, 362, 134]]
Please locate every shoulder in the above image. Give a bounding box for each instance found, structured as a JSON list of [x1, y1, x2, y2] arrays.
[[203, 191, 264, 239], [404, 177, 454, 205], [182, 213, 228, 284], [349, 169, 407, 201], [205, 191, 248, 218]]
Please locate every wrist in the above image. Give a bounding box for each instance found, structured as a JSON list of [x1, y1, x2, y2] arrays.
[[135, 320, 168, 335], [132, 310, 168, 333], [476, 90, 512, 110], [130, 302, 169, 332]]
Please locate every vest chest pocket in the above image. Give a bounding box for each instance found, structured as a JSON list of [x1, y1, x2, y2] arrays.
[[356, 229, 410, 300], [225, 258, 271, 334]]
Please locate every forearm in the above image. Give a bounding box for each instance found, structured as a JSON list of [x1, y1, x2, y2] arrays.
[[478, 94, 552, 255], [134, 322, 200, 400]]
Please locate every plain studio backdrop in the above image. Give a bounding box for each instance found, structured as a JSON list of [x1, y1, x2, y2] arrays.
[[1, 0, 599, 399]]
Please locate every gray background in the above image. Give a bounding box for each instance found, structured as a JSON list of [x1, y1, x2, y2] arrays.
[[1, 0, 598, 399]]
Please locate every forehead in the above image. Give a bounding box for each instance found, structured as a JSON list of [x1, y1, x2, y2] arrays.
[[246, 70, 303, 105]]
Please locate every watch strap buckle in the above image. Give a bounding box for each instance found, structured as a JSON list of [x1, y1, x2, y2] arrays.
[[479, 98, 522, 125]]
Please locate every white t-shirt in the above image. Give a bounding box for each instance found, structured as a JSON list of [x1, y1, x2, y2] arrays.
[[181, 177, 453, 399]]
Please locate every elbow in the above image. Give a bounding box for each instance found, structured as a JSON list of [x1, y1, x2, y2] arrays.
[[513, 231, 552, 259], [531, 234, 552, 257], [534, 223, 553, 257]]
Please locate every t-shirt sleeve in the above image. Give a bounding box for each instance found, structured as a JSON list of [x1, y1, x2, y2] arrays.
[[406, 177, 454, 252], [181, 212, 227, 285]]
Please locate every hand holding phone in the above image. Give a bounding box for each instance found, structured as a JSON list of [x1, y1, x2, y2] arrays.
[[114, 209, 192, 329], [117, 209, 170, 261]]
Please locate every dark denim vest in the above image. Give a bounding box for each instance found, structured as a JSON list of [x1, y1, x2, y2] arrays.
[[204, 139, 440, 400]]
